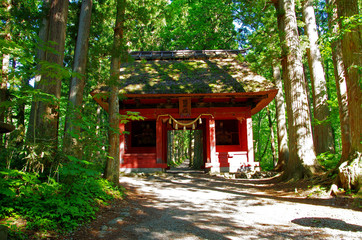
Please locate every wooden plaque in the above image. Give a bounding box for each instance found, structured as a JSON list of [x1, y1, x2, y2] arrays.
[[179, 97, 191, 117]]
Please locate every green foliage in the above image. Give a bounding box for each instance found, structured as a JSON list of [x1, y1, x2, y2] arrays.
[[60, 100, 109, 165], [1, 0, 162, 237], [125, 0, 169, 51], [167, 130, 192, 167], [0, 157, 124, 237], [317, 152, 340, 170], [2, 0, 355, 236], [339, 13, 362, 35], [252, 105, 278, 171], [235, 0, 281, 169], [160, 0, 237, 50]]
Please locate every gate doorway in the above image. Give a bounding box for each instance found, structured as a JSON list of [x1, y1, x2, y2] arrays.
[[167, 130, 204, 171]]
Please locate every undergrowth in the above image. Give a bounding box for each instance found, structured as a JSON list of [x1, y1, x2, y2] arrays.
[[0, 156, 124, 239], [317, 152, 340, 170]]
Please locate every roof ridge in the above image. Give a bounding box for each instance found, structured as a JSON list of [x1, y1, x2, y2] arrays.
[[129, 49, 246, 60]]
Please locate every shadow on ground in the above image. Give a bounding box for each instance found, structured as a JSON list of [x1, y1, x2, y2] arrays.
[[292, 217, 362, 232], [67, 173, 362, 240], [148, 173, 360, 211]]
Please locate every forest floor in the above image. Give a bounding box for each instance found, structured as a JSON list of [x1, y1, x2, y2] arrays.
[[66, 172, 362, 240]]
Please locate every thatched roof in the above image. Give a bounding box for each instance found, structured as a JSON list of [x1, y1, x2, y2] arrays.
[[92, 50, 277, 115], [116, 50, 275, 94]]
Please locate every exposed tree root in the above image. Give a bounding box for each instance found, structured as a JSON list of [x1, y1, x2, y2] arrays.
[[338, 152, 362, 192]]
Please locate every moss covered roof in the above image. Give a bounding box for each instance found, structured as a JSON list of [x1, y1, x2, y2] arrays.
[[114, 50, 275, 95]]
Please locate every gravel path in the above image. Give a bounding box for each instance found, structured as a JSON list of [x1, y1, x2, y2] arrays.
[[71, 173, 362, 240]]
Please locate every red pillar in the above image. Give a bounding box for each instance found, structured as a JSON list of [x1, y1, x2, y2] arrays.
[[206, 118, 211, 165], [246, 117, 254, 164], [209, 118, 217, 163], [207, 117, 219, 172], [162, 121, 168, 162], [156, 117, 163, 164]]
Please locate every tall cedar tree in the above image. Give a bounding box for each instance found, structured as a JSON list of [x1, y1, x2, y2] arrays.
[[336, 0, 362, 192], [273, 0, 319, 179], [272, 63, 289, 171], [105, 0, 126, 184], [327, 0, 351, 163], [302, 0, 335, 155], [64, 0, 93, 158], [27, 0, 69, 163], [0, 0, 11, 147]]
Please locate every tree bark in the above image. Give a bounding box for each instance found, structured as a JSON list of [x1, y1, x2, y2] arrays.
[[327, 0, 351, 162], [105, 0, 126, 184], [336, 0, 362, 154], [303, 63, 313, 124], [336, 0, 362, 192], [273, 0, 318, 180], [26, 0, 50, 144], [302, 0, 335, 155], [26, 0, 68, 162], [64, 0, 93, 158], [273, 0, 290, 173], [272, 64, 289, 171], [0, 0, 11, 147], [0, 55, 10, 148]]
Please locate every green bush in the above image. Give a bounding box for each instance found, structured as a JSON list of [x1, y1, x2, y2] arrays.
[[0, 156, 124, 238], [317, 152, 340, 170]]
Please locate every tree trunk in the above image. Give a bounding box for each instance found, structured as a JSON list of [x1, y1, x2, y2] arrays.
[[327, 0, 351, 162], [271, 65, 289, 171], [336, 0, 362, 192], [0, 56, 10, 148], [105, 0, 126, 184], [273, 3, 290, 173], [336, 0, 362, 154], [302, 0, 335, 155], [267, 107, 277, 167], [27, 0, 50, 145], [35, 0, 50, 86], [303, 63, 313, 124], [64, 0, 93, 158], [273, 0, 318, 180], [27, 0, 68, 158], [0, 0, 11, 147]]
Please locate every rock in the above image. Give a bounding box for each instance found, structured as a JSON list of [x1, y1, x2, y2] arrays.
[[235, 172, 248, 179], [121, 211, 130, 217], [328, 184, 339, 196], [108, 217, 124, 225], [100, 225, 108, 231]]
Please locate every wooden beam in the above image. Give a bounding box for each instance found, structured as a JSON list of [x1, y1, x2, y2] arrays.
[[122, 92, 272, 99], [246, 117, 254, 164], [209, 117, 217, 167], [156, 117, 164, 164], [205, 117, 218, 172], [92, 89, 278, 116], [119, 98, 261, 110]]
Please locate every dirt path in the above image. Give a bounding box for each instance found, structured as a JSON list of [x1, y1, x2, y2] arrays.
[[69, 173, 362, 240]]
